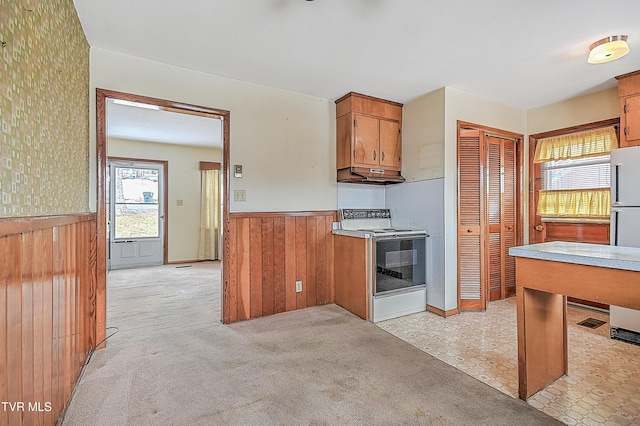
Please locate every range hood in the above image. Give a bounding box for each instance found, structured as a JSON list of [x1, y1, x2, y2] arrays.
[[337, 167, 406, 185]]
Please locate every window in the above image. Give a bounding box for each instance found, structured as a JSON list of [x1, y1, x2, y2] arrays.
[[534, 126, 617, 221], [112, 166, 160, 239]]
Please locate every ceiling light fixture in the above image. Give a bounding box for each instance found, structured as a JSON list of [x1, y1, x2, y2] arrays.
[[588, 35, 629, 64]]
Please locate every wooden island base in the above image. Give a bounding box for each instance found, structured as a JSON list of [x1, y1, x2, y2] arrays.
[[511, 243, 640, 400]]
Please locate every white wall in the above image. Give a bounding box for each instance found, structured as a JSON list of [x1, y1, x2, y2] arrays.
[[337, 183, 385, 209], [108, 138, 221, 262], [385, 179, 444, 308], [402, 88, 445, 181], [527, 88, 619, 135], [90, 48, 336, 213]]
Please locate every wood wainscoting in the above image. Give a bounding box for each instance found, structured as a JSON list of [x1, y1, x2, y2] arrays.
[[0, 213, 97, 426], [225, 211, 336, 323]]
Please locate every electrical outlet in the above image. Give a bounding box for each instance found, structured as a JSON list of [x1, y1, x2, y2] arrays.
[[234, 189, 246, 202], [295, 280, 303, 293]]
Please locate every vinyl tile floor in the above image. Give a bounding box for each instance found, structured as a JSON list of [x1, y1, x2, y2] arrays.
[[378, 298, 640, 426]]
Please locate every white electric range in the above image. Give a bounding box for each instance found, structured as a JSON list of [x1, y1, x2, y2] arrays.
[[333, 209, 429, 322]]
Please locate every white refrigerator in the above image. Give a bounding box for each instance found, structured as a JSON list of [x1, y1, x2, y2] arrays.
[[610, 145, 640, 345]]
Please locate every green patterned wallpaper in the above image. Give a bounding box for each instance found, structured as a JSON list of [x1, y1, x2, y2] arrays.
[[0, 0, 89, 217]]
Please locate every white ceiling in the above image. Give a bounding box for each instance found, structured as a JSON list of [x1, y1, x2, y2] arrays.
[[76, 0, 640, 144], [107, 102, 222, 148]]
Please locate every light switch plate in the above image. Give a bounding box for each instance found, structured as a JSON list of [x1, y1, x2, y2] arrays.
[[234, 189, 246, 202]]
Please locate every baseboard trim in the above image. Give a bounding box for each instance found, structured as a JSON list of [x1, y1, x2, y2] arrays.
[[167, 259, 219, 265], [426, 305, 459, 317]]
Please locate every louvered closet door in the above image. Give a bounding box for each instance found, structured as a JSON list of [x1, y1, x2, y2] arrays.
[[458, 129, 486, 311], [486, 136, 516, 301], [503, 140, 516, 297]]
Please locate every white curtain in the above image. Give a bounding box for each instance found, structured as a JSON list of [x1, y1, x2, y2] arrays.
[[198, 169, 220, 260]]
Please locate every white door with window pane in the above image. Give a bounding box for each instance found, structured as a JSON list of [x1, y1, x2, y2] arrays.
[[108, 160, 165, 270]]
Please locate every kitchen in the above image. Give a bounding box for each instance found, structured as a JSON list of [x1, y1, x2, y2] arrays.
[[4, 1, 640, 425], [329, 84, 640, 424]]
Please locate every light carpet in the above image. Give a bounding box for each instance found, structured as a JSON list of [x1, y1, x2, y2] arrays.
[[60, 262, 559, 425]]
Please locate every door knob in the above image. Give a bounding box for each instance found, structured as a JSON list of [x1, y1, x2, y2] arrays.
[[534, 224, 544, 231]]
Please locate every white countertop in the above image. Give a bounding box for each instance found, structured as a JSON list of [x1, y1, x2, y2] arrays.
[[333, 229, 372, 239], [509, 241, 640, 272]]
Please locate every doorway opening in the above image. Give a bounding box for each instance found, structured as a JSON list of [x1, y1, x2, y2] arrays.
[[96, 89, 230, 347], [456, 121, 524, 311]]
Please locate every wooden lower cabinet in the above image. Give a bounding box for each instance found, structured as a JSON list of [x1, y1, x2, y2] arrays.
[[333, 235, 369, 320]]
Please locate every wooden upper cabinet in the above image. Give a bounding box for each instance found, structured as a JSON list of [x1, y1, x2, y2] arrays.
[[616, 70, 640, 147], [354, 114, 380, 167], [379, 119, 402, 169], [336, 92, 403, 173]]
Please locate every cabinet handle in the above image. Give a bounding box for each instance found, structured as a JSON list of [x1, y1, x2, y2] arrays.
[[373, 151, 376, 161], [624, 127, 628, 136], [381, 151, 385, 162], [467, 229, 473, 233]]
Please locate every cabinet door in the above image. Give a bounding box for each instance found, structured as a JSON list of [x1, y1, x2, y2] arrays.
[[624, 94, 640, 147], [379, 119, 401, 170], [353, 114, 379, 167], [336, 114, 354, 169]]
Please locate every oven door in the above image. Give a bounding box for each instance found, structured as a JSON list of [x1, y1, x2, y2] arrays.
[[373, 235, 426, 296]]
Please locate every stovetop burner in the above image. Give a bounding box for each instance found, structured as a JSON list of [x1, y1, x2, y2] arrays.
[[335, 209, 428, 239], [357, 228, 410, 232]]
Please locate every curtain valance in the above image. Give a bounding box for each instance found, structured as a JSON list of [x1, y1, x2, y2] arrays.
[[534, 127, 618, 163]]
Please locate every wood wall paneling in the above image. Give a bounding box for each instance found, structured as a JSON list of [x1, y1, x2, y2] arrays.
[[6, 234, 22, 426], [273, 217, 286, 314], [249, 218, 263, 319], [0, 214, 96, 426], [227, 218, 238, 323], [284, 217, 297, 313], [261, 218, 275, 317], [543, 222, 609, 245], [295, 216, 307, 310], [226, 211, 336, 323], [0, 236, 8, 426], [237, 218, 251, 321]]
